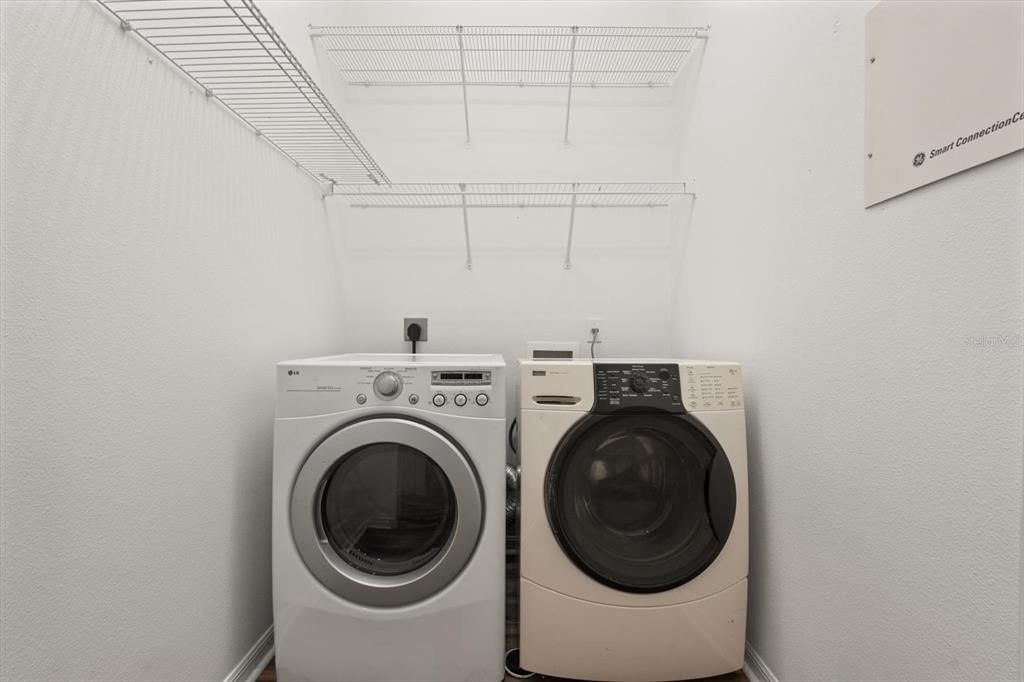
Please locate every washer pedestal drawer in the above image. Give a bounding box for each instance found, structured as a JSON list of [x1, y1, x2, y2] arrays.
[[520, 578, 747, 682]]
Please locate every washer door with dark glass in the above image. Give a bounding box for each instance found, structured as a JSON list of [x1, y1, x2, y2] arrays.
[[291, 417, 482, 607], [545, 413, 736, 593]]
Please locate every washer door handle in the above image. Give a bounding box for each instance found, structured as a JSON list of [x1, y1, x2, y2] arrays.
[[707, 453, 737, 542]]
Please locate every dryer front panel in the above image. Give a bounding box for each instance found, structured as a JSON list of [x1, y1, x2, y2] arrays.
[[290, 417, 483, 607], [321, 442, 455, 577]]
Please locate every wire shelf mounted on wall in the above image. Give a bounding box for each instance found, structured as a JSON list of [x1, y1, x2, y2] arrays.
[[310, 25, 710, 143], [329, 182, 695, 270], [97, 0, 390, 185]]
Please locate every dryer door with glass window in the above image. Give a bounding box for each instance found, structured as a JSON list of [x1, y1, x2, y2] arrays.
[[291, 417, 482, 607], [545, 412, 736, 593]]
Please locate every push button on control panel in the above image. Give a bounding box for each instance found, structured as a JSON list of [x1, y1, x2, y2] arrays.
[[475, 393, 489, 406], [432, 393, 446, 407], [454, 393, 468, 407]]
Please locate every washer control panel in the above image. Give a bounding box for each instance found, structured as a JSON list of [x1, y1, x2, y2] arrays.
[[594, 363, 683, 413], [682, 364, 743, 411]]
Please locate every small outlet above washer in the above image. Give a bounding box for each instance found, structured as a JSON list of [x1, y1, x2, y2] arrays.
[[586, 318, 604, 357], [404, 317, 429, 341]]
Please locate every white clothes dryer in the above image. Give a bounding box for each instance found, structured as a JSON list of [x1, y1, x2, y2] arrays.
[[273, 354, 506, 682]]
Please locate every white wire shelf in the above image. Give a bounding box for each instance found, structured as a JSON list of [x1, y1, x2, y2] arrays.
[[98, 0, 390, 185], [311, 25, 709, 143], [311, 26, 707, 88], [332, 182, 690, 208], [330, 182, 694, 269]]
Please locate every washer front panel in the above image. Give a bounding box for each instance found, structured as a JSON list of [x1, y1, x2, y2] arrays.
[[545, 412, 736, 593], [290, 417, 483, 607]]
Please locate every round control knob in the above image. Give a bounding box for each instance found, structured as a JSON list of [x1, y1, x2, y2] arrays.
[[658, 369, 672, 381], [454, 393, 468, 407], [373, 371, 402, 399], [475, 393, 489, 406], [629, 372, 649, 393], [432, 393, 446, 407]]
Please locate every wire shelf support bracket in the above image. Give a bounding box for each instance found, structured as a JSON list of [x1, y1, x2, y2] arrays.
[[564, 183, 578, 269], [98, 0, 390, 185], [564, 27, 579, 146], [460, 183, 473, 270], [456, 26, 471, 144], [328, 182, 695, 269], [310, 25, 710, 143]]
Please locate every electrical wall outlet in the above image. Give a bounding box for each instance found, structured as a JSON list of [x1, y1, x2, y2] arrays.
[[403, 317, 428, 341], [587, 318, 604, 342]]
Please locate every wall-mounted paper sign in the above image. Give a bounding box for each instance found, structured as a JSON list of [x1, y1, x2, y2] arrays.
[[864, 1, 1024, 207]]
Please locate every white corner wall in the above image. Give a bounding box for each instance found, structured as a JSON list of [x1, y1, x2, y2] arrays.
[[0, 2, 344, 680], [672, 2, 1023, 681]]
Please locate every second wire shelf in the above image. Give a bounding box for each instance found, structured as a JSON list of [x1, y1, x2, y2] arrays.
[[329, 182, 694, 269]]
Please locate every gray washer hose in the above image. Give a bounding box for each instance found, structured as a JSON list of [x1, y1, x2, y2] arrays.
[[505, 463, 519, 523]]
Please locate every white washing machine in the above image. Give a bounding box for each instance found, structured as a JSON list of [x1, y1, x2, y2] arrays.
[[518, 359, 748, 682], [273, 353, 506, 682]]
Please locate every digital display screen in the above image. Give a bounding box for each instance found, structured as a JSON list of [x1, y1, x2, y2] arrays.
[[431, 370, 491, 385]]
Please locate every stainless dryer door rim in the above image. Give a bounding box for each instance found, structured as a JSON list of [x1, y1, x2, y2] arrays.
[[290, 417, 483, 607]]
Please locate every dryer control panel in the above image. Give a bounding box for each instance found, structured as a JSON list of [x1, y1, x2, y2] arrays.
[[348, 366, 497, 414], [276, 359, 504, 419], [593, 363, 683, 413]]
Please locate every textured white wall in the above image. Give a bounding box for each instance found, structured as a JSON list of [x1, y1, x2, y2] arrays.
[[671, 2, 1023, 681], [0, 2, 343, 680]]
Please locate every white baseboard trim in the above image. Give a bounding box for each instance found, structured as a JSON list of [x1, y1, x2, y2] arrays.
[[224, 625, 274, 682], [743, 641, 779, 682]]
